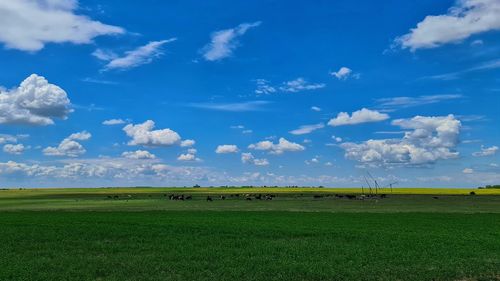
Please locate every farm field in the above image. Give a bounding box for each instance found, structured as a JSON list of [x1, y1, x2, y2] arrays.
[[0, 187, 499, 213], [0, 187, 499, 280]]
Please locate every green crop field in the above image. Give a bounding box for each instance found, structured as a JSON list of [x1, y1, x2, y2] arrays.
[[0, 187, 499, 281]]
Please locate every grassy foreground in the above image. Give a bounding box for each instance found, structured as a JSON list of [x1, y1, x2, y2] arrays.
[[0, 211, 499, 281], [1, 188, 499, 280]]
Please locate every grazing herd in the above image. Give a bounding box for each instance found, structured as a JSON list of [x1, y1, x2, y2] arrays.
[[105, 192, 388, 201]]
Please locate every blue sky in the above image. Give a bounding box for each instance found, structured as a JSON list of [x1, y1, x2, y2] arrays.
[[0, 0, 499, 187]]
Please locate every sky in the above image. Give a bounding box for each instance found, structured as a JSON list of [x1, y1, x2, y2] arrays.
[[0, 0, 499, 188]]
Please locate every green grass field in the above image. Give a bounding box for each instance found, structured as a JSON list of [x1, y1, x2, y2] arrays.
[[0, 187, 499, 280]]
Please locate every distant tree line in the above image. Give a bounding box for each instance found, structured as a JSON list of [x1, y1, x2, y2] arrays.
[[478, 185, 500, 189]]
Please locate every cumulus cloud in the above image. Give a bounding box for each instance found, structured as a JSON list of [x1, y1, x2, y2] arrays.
[[0, 158, 211, 185], [180, 139, 195, 147], [332, 135, 343, 143], [328, 108, 389, 126], [201, 21, 261, 61], [0, 134, 18, 144], [472, 145, 498, 157], [311, 106, 321, 112], [102, 119, 126, 125], [289, 123, 324, 135], [3, 144, 25, 155], [215, 144, 239, 154], [340, 115, 461, 166], [177, 153, 196, 161], [241, 152, 269, 166], [95, 39, 177, 71], [43, 131, 91, 157], [249, 137, 305, 155], [121, 150, 156, 159], [177, 147, 200, 162], [0, 0, 124, 51], [394, 0, 500, 51], [0, 74, 72, 125], [123, 120, 181, 147], [330, 67, 359, 80], [463, 168, 474, 174], [279, 78, 325, 93]]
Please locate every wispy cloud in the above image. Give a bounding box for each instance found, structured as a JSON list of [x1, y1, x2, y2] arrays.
[[376, 94, 463, 110], [289, 123, 324, 135], [81, 77, 118, 85], [422, 59, 500, 80], [187, 101, 271, 112], [201, 21, 261, 61], [255, 78, 325, 95], [95, 38, 177, 71]]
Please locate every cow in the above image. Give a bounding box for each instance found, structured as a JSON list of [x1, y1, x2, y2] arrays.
[[206, 196, 213, 202]]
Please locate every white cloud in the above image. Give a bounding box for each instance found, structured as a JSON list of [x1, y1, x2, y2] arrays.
[[43, 131, 91, 157], [471, 39, 484, 46], [215, 144, 239, 154], [68, 131, 91, 141], [311, 106, 321, 112], [123, 120, 181, 147], [91, 49, 117, 61], [102, 119, 126, 125], [305, 157, 320, 165], [289, 123, 324, 135], [463, 168, 474, 174], [177, 153, 196, 161], [249, 137, 305, 155], [177, 145, 200, 162], [279, 78, 325, 93], [0, 74, 72, 125], [394, 0, 500, 51], [241, 152, 269, 166], [180, 139, 196, 147], [340, 115, 461, 166], [376, 94, 463, 109], [121, 150, 156, 159], [96, 39, 177, 71], [230, 125, 253, 134], [3, 144, 25, 155], [330, 67, 359, 80], [201, 21, 261, 61], [472, 145, 498, 157], [0, 158, 211, 184], [0, 134, 18, 144], [0, 0, 124, 51], [328, 108, 389, 126], [176, 152, 199, 162], [423, 59, 500, 80], [187, 101, 271, 112], [332, 135, 343, 143], [254, 79, 277, 95]]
